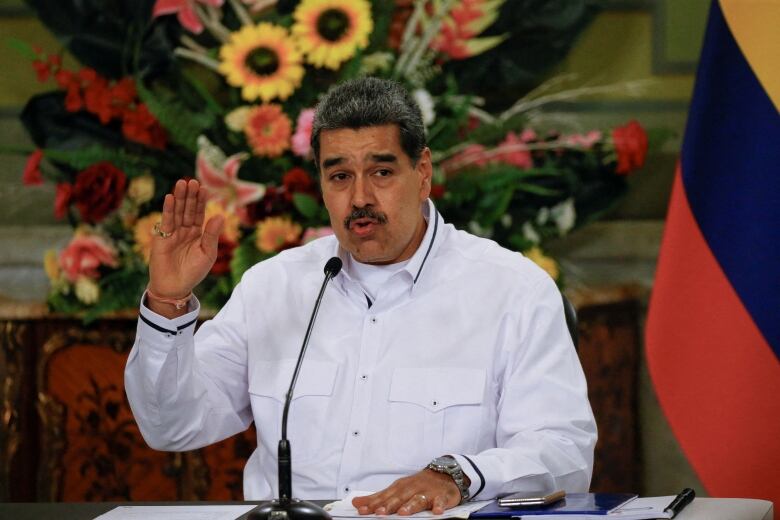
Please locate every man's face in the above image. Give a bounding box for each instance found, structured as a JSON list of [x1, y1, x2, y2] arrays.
[[319, 124, 432, 264]]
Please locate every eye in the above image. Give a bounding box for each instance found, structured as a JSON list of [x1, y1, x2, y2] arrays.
[[374, 169, 393, 177], [329, 172, 350, 182]]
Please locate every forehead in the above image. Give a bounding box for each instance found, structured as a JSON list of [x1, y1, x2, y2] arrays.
[[318, 124, 412, 167]]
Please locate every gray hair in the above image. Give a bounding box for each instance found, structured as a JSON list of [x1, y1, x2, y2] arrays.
[[311, 77, 427, 168]]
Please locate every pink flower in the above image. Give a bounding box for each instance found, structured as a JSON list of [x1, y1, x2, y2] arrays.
[[196, 137, 265, 220], [302, 227, 334, 244], [23, 150, 44, 186], [152, 0, 224, 34], [291, 108, 316, 158], [495, 131, 533, 169], [563, 130, 603, 149], [58, 234, 119, 282], [440, 144, 489, 174]]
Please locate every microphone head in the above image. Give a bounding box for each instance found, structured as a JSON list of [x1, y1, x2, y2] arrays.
[[324, 257, 342, 277]]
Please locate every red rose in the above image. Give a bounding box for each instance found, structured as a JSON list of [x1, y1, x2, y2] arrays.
[[72, 162, 127, 223], [23, 150, 44, 186], [209, 238, 237, 276], [54, 183, 73, 220], [282, 167, 315, 201], [430, 184, 446, 199], [612, 120, 648, 175]]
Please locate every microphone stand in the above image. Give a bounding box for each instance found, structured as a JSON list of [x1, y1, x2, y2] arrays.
[[249, 258, 341, 520]]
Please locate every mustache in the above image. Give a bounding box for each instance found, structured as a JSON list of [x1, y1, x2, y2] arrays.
[[344, 206, 389, 229]]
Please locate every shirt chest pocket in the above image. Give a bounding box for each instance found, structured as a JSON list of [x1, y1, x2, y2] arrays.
[[249, 359, 339, 464], [385, 368, 486, 469]]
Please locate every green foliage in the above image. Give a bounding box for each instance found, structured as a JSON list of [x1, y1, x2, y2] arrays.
[[43, 145, 159, 177], [136, 82, 216, 153]]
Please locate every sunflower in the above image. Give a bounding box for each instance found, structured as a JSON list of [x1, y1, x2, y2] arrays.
[[244, 104, 292, 157], [292, 0, 373, 70], [218, 23, 304, 103]]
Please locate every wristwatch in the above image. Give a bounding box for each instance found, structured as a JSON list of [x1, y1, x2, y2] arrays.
[[426, 455, 470, 503]]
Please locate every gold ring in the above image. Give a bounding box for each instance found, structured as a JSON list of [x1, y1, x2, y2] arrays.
[[153, 221, 173, 239]]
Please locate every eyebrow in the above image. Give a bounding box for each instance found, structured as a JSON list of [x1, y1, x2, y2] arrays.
[[370, 153, 398, 164], [322, 157, 344, 170], [321, 153, 399, 170]]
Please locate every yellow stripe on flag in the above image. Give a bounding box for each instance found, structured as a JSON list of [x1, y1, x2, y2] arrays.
[[720, 0, 780, 112]]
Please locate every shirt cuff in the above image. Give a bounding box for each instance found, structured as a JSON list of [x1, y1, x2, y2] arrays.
[[453, 454, 486, 501], [138, 291, 200, 346]]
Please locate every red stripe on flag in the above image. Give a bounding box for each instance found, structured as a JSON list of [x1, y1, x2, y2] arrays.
[[646, 167, 780, 503]]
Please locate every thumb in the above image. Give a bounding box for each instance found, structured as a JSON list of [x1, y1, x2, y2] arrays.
[[201, 215, 224, 256]]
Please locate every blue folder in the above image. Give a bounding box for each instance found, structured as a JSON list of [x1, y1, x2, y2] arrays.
[[470, 493, 638, 517]]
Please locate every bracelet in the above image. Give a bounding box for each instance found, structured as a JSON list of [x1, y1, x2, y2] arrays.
[[146, 287, 193, 310]]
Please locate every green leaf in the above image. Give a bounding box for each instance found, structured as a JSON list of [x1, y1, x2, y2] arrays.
[[136, 82, 215, 152], [43, 145, 156, 176], [292, 193, 320, 219], [5, 37, 38, 60], [230, 233, 271, 283], [514, 182, 562, 197]]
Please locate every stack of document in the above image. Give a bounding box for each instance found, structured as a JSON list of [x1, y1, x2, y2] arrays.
[[471, 494, 680, 519]]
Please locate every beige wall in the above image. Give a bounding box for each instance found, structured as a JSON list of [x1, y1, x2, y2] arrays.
[[0, 0, 711, 496]]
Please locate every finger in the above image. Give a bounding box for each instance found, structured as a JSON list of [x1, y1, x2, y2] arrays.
[[182, 179, 200, 227], [397, 494, 430, 516], [194, 186, 208, 228], [354, 489, 393, 515], [160, 194, 175, 234], [201, 215, 224, 258], [431, 495, 449, 515], [352, 494, 374, 514], [173, 179, 187, 228], [376, 496, 405, 516]]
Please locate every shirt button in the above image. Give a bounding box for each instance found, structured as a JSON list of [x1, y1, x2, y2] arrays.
[[432, 400, 438, 406], [370, 316, 377, 324], [352, 430, 360, 436], [345, 487, 350, 493], [360, 374, 368, 381]]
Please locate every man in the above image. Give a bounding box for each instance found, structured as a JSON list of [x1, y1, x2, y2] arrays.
[[125, 77, 596, 515]]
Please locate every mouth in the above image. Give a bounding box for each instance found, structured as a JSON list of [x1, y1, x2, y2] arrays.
[[349, 218, 379, 237]]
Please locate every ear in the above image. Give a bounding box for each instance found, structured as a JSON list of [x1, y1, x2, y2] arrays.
[[417, 147, 433, 201]]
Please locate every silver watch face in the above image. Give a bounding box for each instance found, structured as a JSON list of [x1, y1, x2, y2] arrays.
[[432, 455, 458, 469]]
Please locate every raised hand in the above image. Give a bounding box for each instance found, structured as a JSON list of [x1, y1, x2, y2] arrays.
[[351, 469, 462, 516], [147, 179, 224, 318]]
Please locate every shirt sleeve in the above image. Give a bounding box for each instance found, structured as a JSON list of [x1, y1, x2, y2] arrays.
[[457, 276, 597, 500], [124, 286, 254, 452]]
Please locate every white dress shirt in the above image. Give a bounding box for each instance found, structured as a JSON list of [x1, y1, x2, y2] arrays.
[[124, 200, 597, 501]]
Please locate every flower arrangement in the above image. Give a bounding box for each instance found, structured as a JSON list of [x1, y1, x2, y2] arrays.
[[14, 0, 651, 319]]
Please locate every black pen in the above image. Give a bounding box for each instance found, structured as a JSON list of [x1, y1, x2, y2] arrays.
[[664, 488, 696, 518]]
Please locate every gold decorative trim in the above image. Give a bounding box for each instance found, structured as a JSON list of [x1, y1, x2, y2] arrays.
[[0, 320, 26, 501]]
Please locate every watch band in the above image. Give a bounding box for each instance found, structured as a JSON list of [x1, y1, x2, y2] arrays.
[[426, 455, 470, 503]]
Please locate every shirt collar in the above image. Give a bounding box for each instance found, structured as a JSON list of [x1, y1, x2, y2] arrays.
[[330, 199, 442, 289]]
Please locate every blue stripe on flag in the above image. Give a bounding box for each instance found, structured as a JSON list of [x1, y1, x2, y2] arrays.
[[681, 1, 780, 358]]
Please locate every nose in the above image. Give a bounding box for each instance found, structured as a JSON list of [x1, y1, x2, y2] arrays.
[[350, 175, 375, 208]]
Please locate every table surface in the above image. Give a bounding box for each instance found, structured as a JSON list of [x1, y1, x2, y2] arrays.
[[0, 498, 773, 520]]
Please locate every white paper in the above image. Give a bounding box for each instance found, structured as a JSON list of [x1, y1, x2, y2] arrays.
[[517, 496, 676, 520], [325, 491, 492, 519], [93, 505, 256, 520]]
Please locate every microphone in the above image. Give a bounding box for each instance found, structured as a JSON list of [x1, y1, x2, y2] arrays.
[[250, 257, 342, 520]]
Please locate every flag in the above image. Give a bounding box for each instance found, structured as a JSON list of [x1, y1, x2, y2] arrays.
[[645, 0, 780, 506]]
